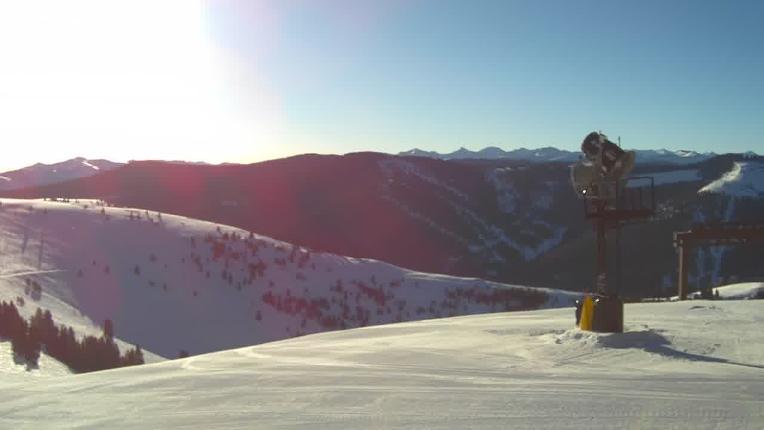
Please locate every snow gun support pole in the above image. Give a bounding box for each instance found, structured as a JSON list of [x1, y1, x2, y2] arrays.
[[594, 207, 608, 294], [571, 132, 655, 333]]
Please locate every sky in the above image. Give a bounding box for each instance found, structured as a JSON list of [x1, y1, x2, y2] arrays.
[[0, 0, 762, 171]]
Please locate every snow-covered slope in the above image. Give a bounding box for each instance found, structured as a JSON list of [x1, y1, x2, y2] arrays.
[[699, 161, 764, 197], [689, 282, 764, 300], [0, 158, 123, 191], [0, 341, 72, 383], [0, 198, 577, 359], [1, 300, 762, 429]]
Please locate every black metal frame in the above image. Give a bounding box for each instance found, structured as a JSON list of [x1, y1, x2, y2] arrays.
[[583, 176, 656, 221], [582, 176, 656, 297]]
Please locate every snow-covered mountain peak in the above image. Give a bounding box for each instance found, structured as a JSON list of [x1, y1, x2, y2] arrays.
[[398, 146, 726, 164], [398, 148, 441, 158], [0, 158, 123, 191], [674, 149, 701, 157], [476, 146, 507, 158]]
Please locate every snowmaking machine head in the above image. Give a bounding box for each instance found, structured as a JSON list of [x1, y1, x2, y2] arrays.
[[571, 131, 636, 200]]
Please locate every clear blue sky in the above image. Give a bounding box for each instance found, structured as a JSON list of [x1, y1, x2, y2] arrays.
[[0, 0, 762, 170], [208, 0, 763, 155]]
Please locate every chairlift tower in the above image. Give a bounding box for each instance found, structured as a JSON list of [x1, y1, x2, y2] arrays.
[[570, 132, 655, 332]]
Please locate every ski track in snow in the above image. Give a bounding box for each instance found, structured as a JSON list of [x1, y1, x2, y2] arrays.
[[0, 269, 67, 279], [0, 301, 762, 429], [80, 159, 100, 171]]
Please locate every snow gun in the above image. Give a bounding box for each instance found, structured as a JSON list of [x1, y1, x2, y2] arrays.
[[570, 131, 655, 333]]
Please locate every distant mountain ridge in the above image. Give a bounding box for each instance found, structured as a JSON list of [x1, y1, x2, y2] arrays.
[[0, 157, 124, 191], [4, 151, 763, 298], [3, 151, 763, 298], [0, 146, 742, 193], [399, 146, 736, 165]]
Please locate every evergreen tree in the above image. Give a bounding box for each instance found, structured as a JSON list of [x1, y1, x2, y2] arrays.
[[121, 345, 145, 367], [103, 319, 114, 339], [11, 321, 41, 365]]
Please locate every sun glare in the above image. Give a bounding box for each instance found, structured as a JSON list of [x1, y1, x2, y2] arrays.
[[0, 0, 278, 169]]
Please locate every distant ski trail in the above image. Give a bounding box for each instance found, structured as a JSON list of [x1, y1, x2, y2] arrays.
[[0, 269, 66, 279]]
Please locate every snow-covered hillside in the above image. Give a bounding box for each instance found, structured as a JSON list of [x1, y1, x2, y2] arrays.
[[0, 198, 577, 359], [699, 161, 764, 197], [688, 282, 764, 300], [0, 158, 123, 191], [0, 341, 72, 384], [1, 300, 762, 429], [379, 158, 568, 265]]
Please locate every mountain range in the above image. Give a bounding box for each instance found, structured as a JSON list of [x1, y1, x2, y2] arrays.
[[2, 151, 762, 299], [0, 146, 754, 192], [398, 146, 736, 165]]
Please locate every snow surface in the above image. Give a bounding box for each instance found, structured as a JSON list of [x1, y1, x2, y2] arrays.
[[0, 198, 578, 360], [0, 341, 72, 383], [0, 300, 762, 429], [483, 169, 567, 260], [80, 159, 100, 170], [486, 167, 518, 213], [688, 282, 764, 300], [699, 161, 764, 197]]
